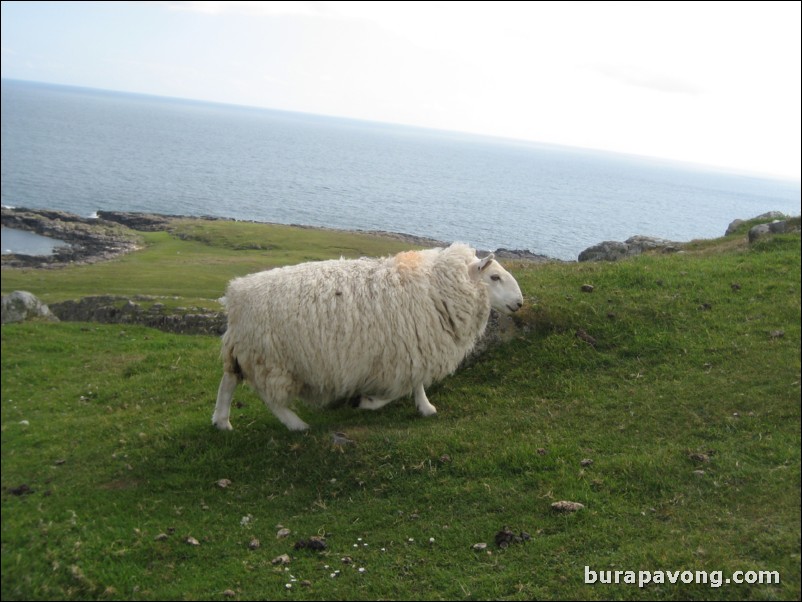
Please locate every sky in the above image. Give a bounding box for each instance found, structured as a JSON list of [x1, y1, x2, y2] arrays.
[[1, 1, 800, 180]]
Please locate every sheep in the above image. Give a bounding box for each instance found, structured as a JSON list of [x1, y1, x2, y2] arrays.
[[212, 243, 524, 431]]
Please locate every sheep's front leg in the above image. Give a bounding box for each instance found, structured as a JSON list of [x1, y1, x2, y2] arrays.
[[414, 384, 437, 417], [212, 371, 238, 430]]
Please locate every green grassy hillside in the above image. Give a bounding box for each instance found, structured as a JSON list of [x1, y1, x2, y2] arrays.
[[2, 220, 799, 600]]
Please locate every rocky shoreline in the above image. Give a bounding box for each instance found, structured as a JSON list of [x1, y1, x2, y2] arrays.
[[2, 206, 554, 268], [6, 207, 798, 269], [2, 207, 798, 338]]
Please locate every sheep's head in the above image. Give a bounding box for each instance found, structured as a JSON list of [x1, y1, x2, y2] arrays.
[[470, 254, 524, 315]]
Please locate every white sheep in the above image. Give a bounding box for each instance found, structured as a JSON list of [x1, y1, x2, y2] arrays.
[[212, 243, 524, 431]]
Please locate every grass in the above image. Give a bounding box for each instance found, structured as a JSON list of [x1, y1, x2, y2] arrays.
[[1, 219, 800, 600]]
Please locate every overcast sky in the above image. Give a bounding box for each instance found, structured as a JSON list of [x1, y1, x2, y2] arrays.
[[2, 1, 800, 180]]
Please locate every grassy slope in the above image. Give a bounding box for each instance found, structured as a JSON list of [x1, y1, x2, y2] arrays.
[[1, 220, 800, 600]]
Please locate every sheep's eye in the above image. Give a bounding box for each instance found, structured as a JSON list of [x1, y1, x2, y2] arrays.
[[490, 274, 501, 282]]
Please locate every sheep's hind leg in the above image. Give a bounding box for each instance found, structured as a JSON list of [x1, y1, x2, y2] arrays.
[[414, 384, 437, 417], [212, 371, 238, 430], [251, 370, 310, 431], [268, 405, 310, 431]]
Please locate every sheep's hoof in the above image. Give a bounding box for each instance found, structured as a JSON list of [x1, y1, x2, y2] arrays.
[[271, 407, 310, 431], [285, 419, 310, 432], [418, 404, 438, 417], [358, 395, 376, 410], [358, 395, 393, 411], [212, 418, 233, 431]]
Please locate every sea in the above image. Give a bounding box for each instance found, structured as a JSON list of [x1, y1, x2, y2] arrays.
[[2, 79, 800, 261]]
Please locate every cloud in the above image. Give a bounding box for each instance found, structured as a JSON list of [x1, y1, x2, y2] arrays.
[[591, 63, 704, 96]]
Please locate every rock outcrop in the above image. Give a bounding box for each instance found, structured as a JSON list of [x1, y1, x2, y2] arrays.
[[491, 248, 554, 263], [578, 236, 682, 262], [95, 211, 184, 231], [48, 295, 227, 336], [725, 211, 787, 236], [1, 291, 59, 324], [747, 218, 800, 243]]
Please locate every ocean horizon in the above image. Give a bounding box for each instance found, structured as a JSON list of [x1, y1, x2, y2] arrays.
[[2, 79, 800, 260]]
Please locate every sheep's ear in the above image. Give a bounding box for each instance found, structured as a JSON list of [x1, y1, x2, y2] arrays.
[[478, 253, 495, 272]]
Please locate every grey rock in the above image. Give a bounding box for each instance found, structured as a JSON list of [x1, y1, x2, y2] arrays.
[[624, 235, 681, 254], [754, 211, 788, 220], [492, 248, 554, 263], [769, 220, 790, 234], [725, 219, 746, 236], [748, 220, 792, 243], [578, 241, 631, 262], [578, 236, 682, 262], [728, 212, 789, 236], [1, 291, 59, 324]]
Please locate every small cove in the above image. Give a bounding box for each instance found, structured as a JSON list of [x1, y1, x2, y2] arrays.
[[1, 227, 71, 255]]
